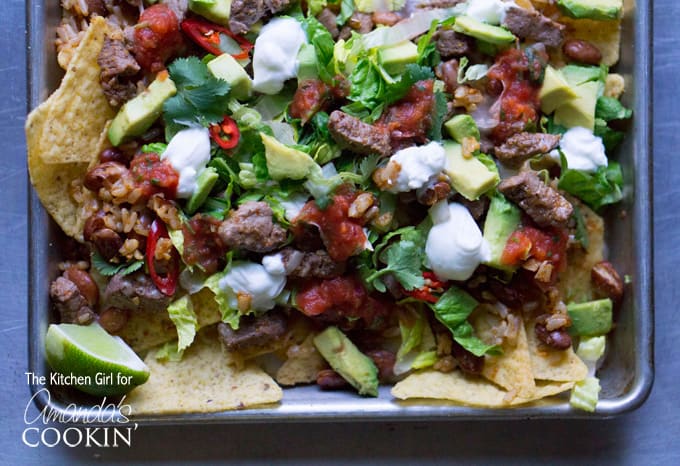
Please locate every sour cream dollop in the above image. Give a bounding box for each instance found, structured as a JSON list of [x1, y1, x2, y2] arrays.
[[386, 142, 447, 193], [425, 201, 491, 281], [550, 126, 608, 172], [466, 0, 517, 25], [161, 127, 211, 199], [218, 255, 287, 312], [252, 18, 306, 94]]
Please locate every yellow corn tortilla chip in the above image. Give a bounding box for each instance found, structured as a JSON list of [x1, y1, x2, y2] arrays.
[[525, 319, 588, 382], [126, 329, 283, 415], [391, 370, 573, 407], [475, 315, 536, 399], [605, 73, 626, 98], [117, 288, 222, 353], [275, 333, 325, 386], [557, 199, 604, 303], [560, 17, 621, 67], [37, 16, 116, 164]]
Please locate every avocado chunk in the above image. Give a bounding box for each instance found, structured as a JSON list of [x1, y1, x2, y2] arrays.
[[557, 0, 622, 21], [296, 43, 319, 81], [313, 326, 379, 397], [108, 75, 177, 147], [354, 0, 405, 13], [379, 41, 419, 75], [567, 298, 613, 336], [561, 64, 607, 87], [444, 141, 499, 200], [482, 193, 522, 272], [453, 16, 516, 45], [185, 167, 219, 214], [554, 81, 599, 130], [260, 133, 320, 180], [189, 0, 232, 25], [444, 114, 480, 143], [207, 53, 252, 101], [540, 66, 578, 114]]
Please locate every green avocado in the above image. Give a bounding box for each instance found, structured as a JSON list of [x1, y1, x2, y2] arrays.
[[444, 114, 480, 143], [354, 0, 405, 13], [554, 81, 599, 130], [260, 133, 320, 180], [557, 0, 622, 21], [189, 0, 232, 25], [379, 41, 419, 75], [453, 16, 516, 45], [108, 75, 177, 147], [560, 65, 607, 87], [207, 54, 252, 101], [444, 141, 499, 200], [296, 43, 319, 81], [540, 66, 578, 114], [313, 326, 379, 397], [567, 298, 613, 336], [185, 167, 219, 214], [482, 193, 522, 272]]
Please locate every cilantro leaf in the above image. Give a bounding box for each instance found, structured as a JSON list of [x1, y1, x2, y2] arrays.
[[558, 154, 624, 210], [364, 240, 425, 291], [91, 252, 144, 277], [594, 118, 625, 152], [428, 90, 448, 141], [416, 20, 441, 68], [595, 96, 632, 122]]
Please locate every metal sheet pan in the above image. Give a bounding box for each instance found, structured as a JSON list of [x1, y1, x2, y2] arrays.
[[27, 0, 653, 422]]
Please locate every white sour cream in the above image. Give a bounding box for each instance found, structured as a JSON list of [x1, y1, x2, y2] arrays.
[[252, 18, 307, 94], [161, 127, 211, 199], [386, 142, 447, 193], [425, 201, 491, 281], [466, 0, 516, 25], [218, 256, 287, 312], [549, 126, 608, 172]]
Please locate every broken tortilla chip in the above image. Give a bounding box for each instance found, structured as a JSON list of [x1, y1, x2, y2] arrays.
[[126, 329, 282, 415], [275, 333, 326, 386], [525, 319, 588, 382], [117, 288, 222, 353], [561, 17, 622, 67]]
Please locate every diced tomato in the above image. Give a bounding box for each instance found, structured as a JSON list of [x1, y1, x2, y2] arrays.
[[289, 79, 332, 124], [182, 214, 226, 275], [129, 153, 179, 199], [501, 226, 569, 269], [133, 4, 184, 72], [377, 80, 435, 147]]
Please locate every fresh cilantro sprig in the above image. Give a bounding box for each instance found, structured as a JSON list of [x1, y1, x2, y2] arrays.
[[91, 252, 143, 277], [363, 240, 425, 292]]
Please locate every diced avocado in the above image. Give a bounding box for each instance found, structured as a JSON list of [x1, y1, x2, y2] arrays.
[[540, 66, 578, 114], [567, 298, 613, 336], [354, 0, 405, 13], [561, 65, 607, 87], [189, 0, 232, 25], [260, 133, 320, 180], [444, 141, 499, 200], [557, 0, 622, 21], [207, 54, 252, 101], [108, 75, 177, 147], [313, 326, 379, 397], [296, 43, 319, 81], [444, 114, 480, 143], [379, 40, 419, 75], [453, 16, 516, 45], [482, 193, 522, 272], [554, 81, 599, 130], [185, 167, 219, 214]]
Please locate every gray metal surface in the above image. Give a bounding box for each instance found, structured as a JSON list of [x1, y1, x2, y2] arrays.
[[2, 0, 680, 463], [26, 0, 653, 422]]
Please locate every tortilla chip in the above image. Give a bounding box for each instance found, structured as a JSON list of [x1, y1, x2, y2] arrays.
[[476, 316, 536, 399], [126, 329, 282, 415], [561, 17, 621, 67], [392, 370, 573, 407], [275, 333, 325, 386], [525, 319, 588, 382], [605, 73, 625, 98], [557, 199, 604, 303], [117, 288, 222, 352]]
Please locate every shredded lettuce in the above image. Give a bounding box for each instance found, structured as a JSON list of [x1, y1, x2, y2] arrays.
[[154, 340, 185, 362], [394, 306, 437, 375], [141, 142, 168, 154], [167, 295, 198, 351], [457, 57, 489, 84], [558, 152, 623, 210], [570, 377, 601, 412]]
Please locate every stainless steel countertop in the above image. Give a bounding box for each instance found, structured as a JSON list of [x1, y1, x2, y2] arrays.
[[1, 0, 677, 463]]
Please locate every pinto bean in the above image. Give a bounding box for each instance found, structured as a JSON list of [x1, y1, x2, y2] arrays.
[[92, 228, 123, 260], [562, 39, 602, 66], [83, 161, 128, 192], [451, 341, 484, 374], [591, 260, 624, 302], [535, 323, 572, 350], [366, 349, 395, 382], [316, 369, 349, 390], [372, 11, 401, 26], [63, 268, 99, 306], [99, 307, 129, 333], [99, 148, 131, 165]]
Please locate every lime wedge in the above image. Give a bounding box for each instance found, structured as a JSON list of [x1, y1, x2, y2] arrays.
[[45, 323, 150, 396]]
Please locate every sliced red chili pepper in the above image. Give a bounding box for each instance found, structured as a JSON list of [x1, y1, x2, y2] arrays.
[[146, 219, 180, 296], [181, 18, 253, 60], [209, 116, 240, 150], [403, 288, 439, 304]]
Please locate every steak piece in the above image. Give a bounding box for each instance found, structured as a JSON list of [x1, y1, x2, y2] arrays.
[[103, 272, 171, 312], [498, 171, 573, 228], [217, 311, 288, 357], [434, 29, 473, 58], [494, 132, 561, 169], [218, 201, 288, 253], [159, 0, 189, 21], [339, 12, 374, 39], [229, 0, 293, 34], [97, 36, 140, 107], [317, 8, 339, 39], [279, 248, 346, 279], [503, 7, 566, 48], [328, 111, 391, 157], [50, 277, 95, 324]]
